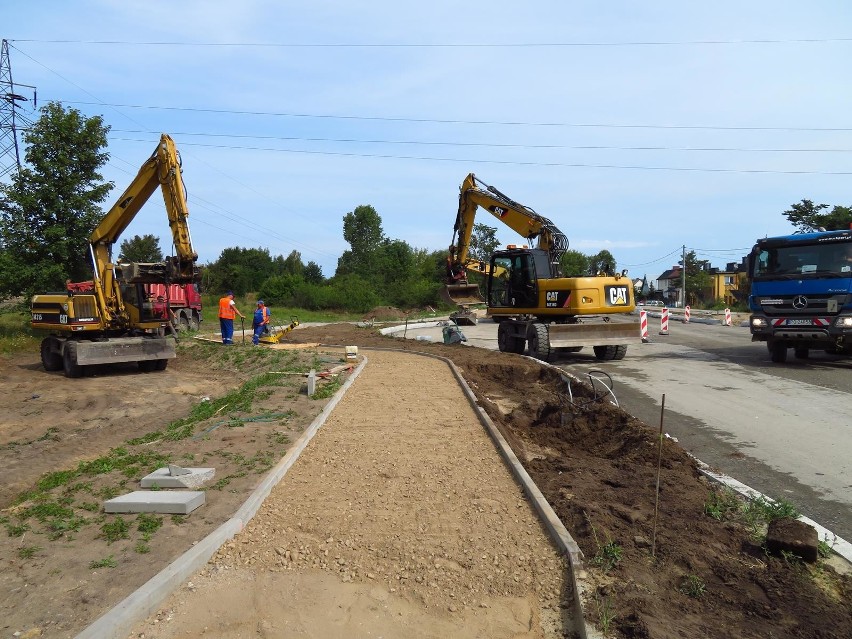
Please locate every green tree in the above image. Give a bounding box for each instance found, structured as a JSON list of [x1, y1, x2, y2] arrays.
[[280, 250, 305, 277], [560, 250, 590, 277], [588, 250, 617, 275], [205, 247, 274, 296], [783, 199, 852, 232], [469, 223, 500, 264], [681, 250, 712, 305], [336, 205, 384, 278], [117, 234, 163, 262], [303, 261, 324, 284], [0, 102, 111, 297]]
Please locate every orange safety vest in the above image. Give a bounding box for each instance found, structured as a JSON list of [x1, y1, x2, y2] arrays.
[[262, 306, 270, 323], [218, 297, 236, 320]]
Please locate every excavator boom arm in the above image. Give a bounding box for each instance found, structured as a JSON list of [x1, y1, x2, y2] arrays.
[[449, 173, 568, 279], [90, 134, 198, 282]]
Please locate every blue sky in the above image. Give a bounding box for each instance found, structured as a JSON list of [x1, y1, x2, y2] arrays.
[[5, 1, 852, 281]]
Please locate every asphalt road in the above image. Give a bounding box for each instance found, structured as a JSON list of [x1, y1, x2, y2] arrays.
[[403, 315, 852, 542]]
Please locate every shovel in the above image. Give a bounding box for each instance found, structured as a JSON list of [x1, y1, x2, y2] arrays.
[[240, 316, 245, 344]]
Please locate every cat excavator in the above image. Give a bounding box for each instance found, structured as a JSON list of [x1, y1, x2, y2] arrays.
[[31, 134, 200, 377], [444, 173, 638, 361]]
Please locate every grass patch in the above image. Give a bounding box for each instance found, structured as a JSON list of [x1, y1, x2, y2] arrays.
[[129, 371, 290, 444], [135, 541, 151, 554], [585, 511, 623, 573], [679, 574, 707, 598], [741, 495, 799, 537], [89, 555, 117, 569], [596, 595, 616, 636], [6, 522, 30, 537], [18, 545, 42, 559], [0, 308, 39, 354], [136, 513, 163, 535], [99, 517, 130, 544], [704, 487, 741, 521], [311, 378, 342, 399]]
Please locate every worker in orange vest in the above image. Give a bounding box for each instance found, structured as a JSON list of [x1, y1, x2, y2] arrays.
[[218, 291, 245, 344]]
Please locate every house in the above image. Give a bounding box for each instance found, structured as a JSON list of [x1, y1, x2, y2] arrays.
[[656, 260, 746, 307], [707, 261, 745, 306], [655, 266, 682, 306]]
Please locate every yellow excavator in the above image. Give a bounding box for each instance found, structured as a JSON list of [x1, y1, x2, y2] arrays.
[[445, 173, 638, 361], [31, 134, 200, 377]]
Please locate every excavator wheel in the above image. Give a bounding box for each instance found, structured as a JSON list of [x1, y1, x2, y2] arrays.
[[62, 341, 83, 378], [527, 323, 552, 362], [137, 360, 157, 373], [593, 345, 628, 361], [41, 337, 63, 372], [497, 322, 525, 354]]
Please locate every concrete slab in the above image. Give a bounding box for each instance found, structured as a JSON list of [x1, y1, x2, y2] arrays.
[[140, 467, 215, 489], [104, 490, 205, 515]]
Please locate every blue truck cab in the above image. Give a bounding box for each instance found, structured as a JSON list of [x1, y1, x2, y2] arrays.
[[748, 229, 852, 362]]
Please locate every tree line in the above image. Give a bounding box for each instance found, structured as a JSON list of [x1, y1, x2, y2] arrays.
[[1, 103, 851, 311]]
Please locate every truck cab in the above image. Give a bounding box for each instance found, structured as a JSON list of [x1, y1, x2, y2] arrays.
[[748, 229, 852, 362]]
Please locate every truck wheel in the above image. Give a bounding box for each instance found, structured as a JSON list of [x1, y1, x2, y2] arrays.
[[527, 323, 551, 361], [593, 345, 628, 360], [188, 314, 200, 331], [138, 360, 157, 373], [794, 346, 809, 359], [178, 313, 190, 332], [62, 341, 83, 378], [41, 338, 63, 372], [154, 359, 169, 371], [769, 341, 788, 363]]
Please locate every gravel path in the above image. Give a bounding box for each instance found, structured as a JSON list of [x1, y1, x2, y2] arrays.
[[130, 349, 568, 638]]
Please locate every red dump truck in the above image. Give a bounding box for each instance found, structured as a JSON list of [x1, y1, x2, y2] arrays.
[[67, 281, 202, 332]]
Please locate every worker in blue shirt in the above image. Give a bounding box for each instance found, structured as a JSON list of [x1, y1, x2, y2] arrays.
[[252, 300, 270, 345]]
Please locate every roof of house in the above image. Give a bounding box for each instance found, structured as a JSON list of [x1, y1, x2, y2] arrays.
[[657, 267, 681, 280]]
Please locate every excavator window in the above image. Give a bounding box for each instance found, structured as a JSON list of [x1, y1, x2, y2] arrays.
[[488, 253, 538, 308]]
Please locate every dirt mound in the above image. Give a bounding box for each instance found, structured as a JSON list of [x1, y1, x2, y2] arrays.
[[362, 306, 408, 321]]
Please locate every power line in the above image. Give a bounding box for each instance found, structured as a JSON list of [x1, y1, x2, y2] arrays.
[[10, 37, 852, 48], [93, 128, 852, 154], [106, 136, 852, 176], [56, 100, 852, 132]]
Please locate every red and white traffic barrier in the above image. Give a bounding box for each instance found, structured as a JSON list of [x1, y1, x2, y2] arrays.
[[683, 305, 691, 323], [640, 310, 649, 342], [659, 307, 669, 335], [724, 308, 732, 326]]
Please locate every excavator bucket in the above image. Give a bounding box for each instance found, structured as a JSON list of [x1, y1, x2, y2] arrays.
[[450, 306, 478, 326], [441, 283, 485, 306]]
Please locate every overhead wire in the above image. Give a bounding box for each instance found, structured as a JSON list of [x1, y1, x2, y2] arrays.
[[51, 100, 852, 133], [11, 36, 852, 47]]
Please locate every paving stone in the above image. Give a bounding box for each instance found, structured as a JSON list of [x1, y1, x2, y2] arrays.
[[141, 467, 215, 489], [103, 490, 205, 515]]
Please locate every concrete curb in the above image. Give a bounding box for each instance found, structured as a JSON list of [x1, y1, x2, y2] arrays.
[[75, 357, 369, 639], [378, 320, 444, 336]]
